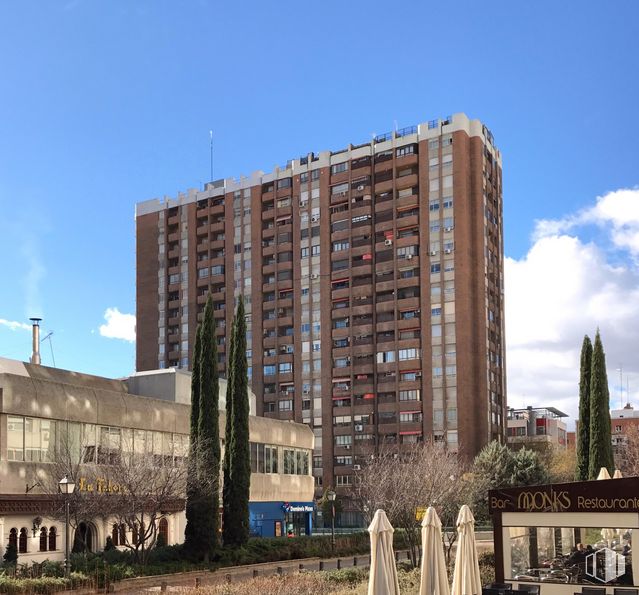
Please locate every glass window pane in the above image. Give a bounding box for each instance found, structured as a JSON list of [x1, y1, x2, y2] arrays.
[[7, 416, 24, 461]]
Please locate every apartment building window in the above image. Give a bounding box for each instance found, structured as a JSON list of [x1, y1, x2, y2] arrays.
[[336, 475, 353, 486], [443, 198, 453, 209], [433, 367, 443, 377], [399, 390, 420, 401], [399, 348, 420, 361], [311, 245, 320, 256], [331, 182, 349, 195], [400, 412, 422, 423], [400, 370, 420, 381], [397, 245, 418, 259], [278, 399, 293, 412], [263, 365, 276, 376], [334, 456, 353, 466], [335, 435, 352, 447], [443, 175, 453, 189], [429, 157, 439, 169], [211, 265, 224, 275], [430, 263, 441, 274], [430, 222, 441, 233], [332, 259, 349, 272], [376, 351, 395, 363], [429, 200, 440, 212], [443, 217, 454, 231], [331, 162, 348, 174], [396, 144, 416, 157], [197, 268, 209, 279], [279, 363, 293, 373], [301, 247, 309, 258], [332, 241, 350, 252], [331, 219, 349, 232]]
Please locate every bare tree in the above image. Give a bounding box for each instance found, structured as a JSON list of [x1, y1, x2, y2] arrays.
[[101, 448, 188, 564], [31, 425, 190, 564], [30, 424, 109, 553], [617, 424, 639, 476], [350, 440, 476, 567]]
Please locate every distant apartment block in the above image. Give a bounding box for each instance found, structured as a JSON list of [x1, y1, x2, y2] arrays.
[[135, 113, 506, 505], [507, 406, 568, 451]]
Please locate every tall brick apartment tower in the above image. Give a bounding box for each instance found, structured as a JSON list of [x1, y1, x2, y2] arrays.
[[136, 113, 506, 514]]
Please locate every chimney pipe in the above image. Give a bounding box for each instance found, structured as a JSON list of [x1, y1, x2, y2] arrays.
[[29, 318, 42, 365]]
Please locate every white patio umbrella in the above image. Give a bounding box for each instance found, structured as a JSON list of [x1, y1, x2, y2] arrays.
[[419, 506, 450, 595], [451, 505, 482, 595], [613, 469, 623, 479], [597, 467, 612, 480], [367, 509, 400, 595]]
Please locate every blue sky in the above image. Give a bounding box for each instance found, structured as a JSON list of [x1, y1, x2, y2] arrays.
[[0, 1, 638, 421]]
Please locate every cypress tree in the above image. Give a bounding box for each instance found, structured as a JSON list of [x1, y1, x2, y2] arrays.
[[221, 307, 237, 545], [588, 330, 614, 479], [198, 295, 221, 559], [224, 297, 251, 546], [576, 335, 592, 480], [184, 325, 203, 555]]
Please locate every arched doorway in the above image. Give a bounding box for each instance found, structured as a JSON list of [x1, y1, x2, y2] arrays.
[[73, 522, 96, 553]]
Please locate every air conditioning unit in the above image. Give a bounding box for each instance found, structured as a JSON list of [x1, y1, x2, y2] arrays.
[[355, 424, 364, 432], [445, 249, 452, 254], [353, 464, 361, 471], [357, 185, 365, 191], [311, 273, 319, 280], [343, 445, 351, 450], [280, 345, 288, 353], [300, 201, 308, 208], [303, 389, 310, 395], [384, 239, 393, 246], [406, 254, 413, 260], [445, 226, 453, 231], [430, 250, 437, 256], [311, 215, 319, 222]]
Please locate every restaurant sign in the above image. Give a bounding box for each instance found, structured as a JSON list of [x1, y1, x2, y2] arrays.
[[489, 477, 639, 514], [77, 477, 125, 494], [282, 502, 314, 513]]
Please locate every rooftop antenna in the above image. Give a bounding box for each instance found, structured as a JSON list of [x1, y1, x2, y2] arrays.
[[41, 331, 56, 368], [618, 365, 623, 409], [209, 130, 213, 183]]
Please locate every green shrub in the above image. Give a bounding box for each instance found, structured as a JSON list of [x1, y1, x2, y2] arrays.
[[3, 542, 17, 567], [323, 567, 368, 585], [479, 550, 495, 585], [40, 559, 64, 578]]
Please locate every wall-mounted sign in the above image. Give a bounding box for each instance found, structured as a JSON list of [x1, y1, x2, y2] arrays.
[[77, 477, 124, 494], [282, 502, 314, 513], [489, 477, 639, 514]]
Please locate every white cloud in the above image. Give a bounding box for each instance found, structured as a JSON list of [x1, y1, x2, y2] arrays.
[[534, 187, 639, 258], [99, 308, 136, 343], [0, 318, 31, 331], [506, 188, 639, 426]]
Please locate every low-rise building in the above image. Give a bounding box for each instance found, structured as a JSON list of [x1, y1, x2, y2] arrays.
[[506, 406, 568, 451], [0, 355, 314, 565]]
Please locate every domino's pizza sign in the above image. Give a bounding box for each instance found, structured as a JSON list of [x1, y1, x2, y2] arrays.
[[282, 502, 314, 513]]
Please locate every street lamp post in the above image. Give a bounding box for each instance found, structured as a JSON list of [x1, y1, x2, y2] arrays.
[[327, 489, 336, 553], [58, 475, 76, 579]]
